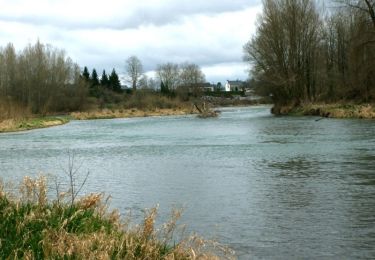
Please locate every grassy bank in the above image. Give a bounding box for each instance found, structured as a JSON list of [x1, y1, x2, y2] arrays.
[[272, 103, 375, 119], [71, 107, 195, 120], [0, 116, 70, 133], [0, 107, 195, 133], [0, 176, 234, 259]]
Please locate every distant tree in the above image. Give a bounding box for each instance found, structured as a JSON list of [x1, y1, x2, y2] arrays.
[[125, 55, 143, 91], [160, 81, 168, 94], [82, 66, 90, 81], [100, 70, 109, 87], [179, 62, 206, 86], [216, 82, 222, 91], [0, 40, 88, 115], [91, 69, 99, 86], [156, 63, 180, 92], [138, 74, 149, 89], [109, 69, 121, 92], [179, 62, 206, 96]]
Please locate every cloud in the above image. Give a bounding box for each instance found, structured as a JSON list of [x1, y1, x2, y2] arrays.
[[0, 0, 262, 82], [0, 0, 260, 29]]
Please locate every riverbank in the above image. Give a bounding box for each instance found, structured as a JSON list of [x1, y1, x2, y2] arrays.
[[70, 107, 195, 120], [271, 103, 375, 119], [0, 116, 70, 133], [0, 176, 231, 259], [0, 107, 196, 133]]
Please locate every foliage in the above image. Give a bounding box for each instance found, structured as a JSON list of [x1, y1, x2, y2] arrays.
[[0, 41, 89, 115], [109, 69, 122, 93], [0, 176, 234, 259], [82, 66, 90, 81], [100, 69, 109, 87], [244, 0, 375, 107]]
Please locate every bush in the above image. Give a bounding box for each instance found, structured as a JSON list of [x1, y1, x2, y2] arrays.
[[0, 176, 234, 259]]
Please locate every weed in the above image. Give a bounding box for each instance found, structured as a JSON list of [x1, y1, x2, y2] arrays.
[[0, 176, 235, 259]]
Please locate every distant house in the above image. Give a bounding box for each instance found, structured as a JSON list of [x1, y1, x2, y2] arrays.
[[225, 80, 245, 92], [201, 83, 215, 92], [187, 83, 215, 92]]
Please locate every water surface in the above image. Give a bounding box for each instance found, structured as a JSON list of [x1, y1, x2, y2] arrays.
[[1, 106, 375, 259]]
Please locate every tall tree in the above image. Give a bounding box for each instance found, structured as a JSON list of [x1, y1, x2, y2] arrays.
[[82, 66, 90, 81], [335, 0, 375, 28], [179, 62, 206, 86], [100, 70, 109, 87], [0, 41, 87, 115], [179, 62, 206, 96], [109, 69, 121, 93], [156, 63, 180, 92], [91, 69, 99, 86], [244, 0, 321, 104], [125, 55, 143, 91]]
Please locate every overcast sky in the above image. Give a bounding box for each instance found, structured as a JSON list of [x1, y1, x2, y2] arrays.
[[0, 0, 262, 84]]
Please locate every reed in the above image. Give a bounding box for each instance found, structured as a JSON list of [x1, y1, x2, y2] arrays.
[[272, 102, 375, 119], [0, 176, 235, 259], [71, 108, 194, 120]]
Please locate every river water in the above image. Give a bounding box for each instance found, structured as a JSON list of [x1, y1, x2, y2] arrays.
[[1, 106, 375, 259]]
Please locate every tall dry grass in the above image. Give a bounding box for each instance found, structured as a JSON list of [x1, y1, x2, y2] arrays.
[[272, 102, 375, 119], [71, 108, 194, 120], [0, 97, 31, 122], [0, 176, 235, 259], [0, 97, 32, 131]]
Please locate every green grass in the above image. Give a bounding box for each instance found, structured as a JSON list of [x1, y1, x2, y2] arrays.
[[0, 176, 234, 259], [0, 116, 70, 133]]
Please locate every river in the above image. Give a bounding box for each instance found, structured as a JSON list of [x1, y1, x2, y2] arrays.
[[1, 106, 375, 259]]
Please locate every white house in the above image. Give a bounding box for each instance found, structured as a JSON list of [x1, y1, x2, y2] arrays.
[[224, 80, 245, 92]]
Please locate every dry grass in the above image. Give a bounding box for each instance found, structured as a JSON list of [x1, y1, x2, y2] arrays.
[[71, 108, 195, 120], [0, 98, 31, 122], [0, 117, 69, 133], [273, 102, 375, 119], [299, 103, 375, 119], [0, 176, 235, 259]]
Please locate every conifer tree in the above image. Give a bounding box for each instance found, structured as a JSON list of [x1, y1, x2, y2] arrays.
[[91, 69, 99, 86], [82, 66, 90, 81], [100, 70, 109, 87], [109, 69, 121, 92], [160, 81, 169, 94]]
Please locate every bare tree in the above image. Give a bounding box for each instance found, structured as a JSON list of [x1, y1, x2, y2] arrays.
[[335, 0, 375, 28], [244, 0, 321, 104], [125, 55, 143, 91], [0, 41, 87, 116], [179, 62, 206, 97], [156, 62, 180, 91], [179, 62, 205, 86]]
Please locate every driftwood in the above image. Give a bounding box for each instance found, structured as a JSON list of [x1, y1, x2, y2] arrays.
[[194, 102, 219, 118]]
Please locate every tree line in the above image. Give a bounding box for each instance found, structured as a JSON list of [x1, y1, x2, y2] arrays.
[[0, 41, 87, 115], [0, 41, 209, 118], [244, 0, 375, 106], [81, 67, 122, 97], [82, 59, 207, 99]]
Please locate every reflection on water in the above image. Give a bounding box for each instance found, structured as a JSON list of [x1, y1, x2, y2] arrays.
[[1, 106, 375, 259]]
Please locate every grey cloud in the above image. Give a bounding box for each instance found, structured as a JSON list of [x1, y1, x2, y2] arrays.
[[0, 0, 261, 30]]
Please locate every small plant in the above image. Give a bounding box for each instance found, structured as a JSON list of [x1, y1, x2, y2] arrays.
[[0, 173, 235, 259]]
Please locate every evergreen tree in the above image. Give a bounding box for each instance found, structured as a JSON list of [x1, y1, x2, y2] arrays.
[[91, 69, 99, 86], [109, 69, 121, 92], [100, 70, 109, 87], [82, 66, 90, 81], [160, 81, 169, 95]]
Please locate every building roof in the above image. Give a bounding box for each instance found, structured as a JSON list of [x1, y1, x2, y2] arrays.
[[227, 80, 245, 85]]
